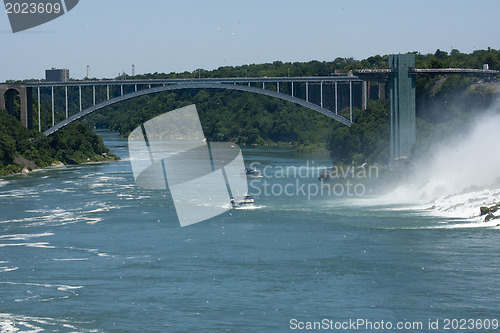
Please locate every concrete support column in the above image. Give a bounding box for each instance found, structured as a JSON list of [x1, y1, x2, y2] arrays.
[[349, 81, 353, 122], [362, 80, 370, 109], [0, 84, 32, 129], [25, 87, 33, 129], [320, 81, 323, 108], [389, 54, 416, 160], [65, 86, 68, 119], [38, 87, 41, 131], [335, 81, 338, 115], [378, 82, 386, 100], [6, 90, 15, 117], [0, 86, 6, 110], [51, 86, 55, 126]]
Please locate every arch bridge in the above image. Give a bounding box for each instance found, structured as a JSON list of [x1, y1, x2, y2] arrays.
[[28, 77, 362, 136]]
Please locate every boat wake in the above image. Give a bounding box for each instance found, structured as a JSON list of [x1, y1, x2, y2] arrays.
[[234, 204, 265, 210]]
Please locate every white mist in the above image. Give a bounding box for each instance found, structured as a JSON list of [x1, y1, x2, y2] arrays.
[[386, 102, 500, 221]]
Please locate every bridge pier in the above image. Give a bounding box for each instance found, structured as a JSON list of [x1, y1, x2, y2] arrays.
[[389, 54, 416, 160], [0, 83, 33, 129], [378, 82, 386, 100], [361, 80, 371, 109], [349, 81, 353, 122], [361, 80, 387, 108]]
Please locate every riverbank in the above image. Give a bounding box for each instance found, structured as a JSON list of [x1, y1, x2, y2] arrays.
[[243, 141, 329, 154], [0, 109, 119, 177], [1, 154, 119, 178]]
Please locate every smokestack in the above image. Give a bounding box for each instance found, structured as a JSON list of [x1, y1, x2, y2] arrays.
[[87, 65, 90, 79], [132, 64, 135, 77]]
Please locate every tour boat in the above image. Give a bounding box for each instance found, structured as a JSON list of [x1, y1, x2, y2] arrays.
[[231, 194, 255, 207], [244, 167, 260, 176]]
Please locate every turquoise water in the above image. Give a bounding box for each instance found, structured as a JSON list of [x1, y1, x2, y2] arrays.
[[0, 131, 499, 332]]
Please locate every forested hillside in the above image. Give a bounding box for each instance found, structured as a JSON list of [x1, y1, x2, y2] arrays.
[[85, 89, 339, 152], [0, 109, 117, 176]]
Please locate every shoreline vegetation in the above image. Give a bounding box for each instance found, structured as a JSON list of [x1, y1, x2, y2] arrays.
[[0, 109, 119, 177]]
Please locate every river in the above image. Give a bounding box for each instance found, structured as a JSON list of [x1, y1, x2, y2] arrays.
[[0, 131, 499, 332]]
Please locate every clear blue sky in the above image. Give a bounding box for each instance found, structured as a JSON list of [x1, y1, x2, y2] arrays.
[[1, 0, 499, 81]]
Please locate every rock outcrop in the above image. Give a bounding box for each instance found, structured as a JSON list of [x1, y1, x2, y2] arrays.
[[480, 203, 500, 222]]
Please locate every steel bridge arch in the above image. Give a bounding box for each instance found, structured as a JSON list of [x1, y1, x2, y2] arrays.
[[43, 82, 352, 136]]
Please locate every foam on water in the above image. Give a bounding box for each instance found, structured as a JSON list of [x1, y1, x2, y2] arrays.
[[62, 246, 112, 259], [82, 172, 105, 179], [0, 281, 84, 304], [41, 188, 73, 194], [0, 232, 55, 249], [0, 233, 54, 241], [427, 219, 500, 229], [0, 208, 81, 227], [2, 201, 123, 227], [0, 188, 39, 199], [85, 217, 103, 224], [416, 188, 500, 220], [381, 110, 500, 225], [0, 266, 19, 273], [0, 281, 83, 292], [0, 242, 55, 248], [85, 205, 123, 214], [0, 313, 100, 333], [234, 205, 266, 210]]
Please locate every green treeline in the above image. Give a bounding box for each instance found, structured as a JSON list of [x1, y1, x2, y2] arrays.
[[0, 108, 118, 176], [121, 48, 500, 80]]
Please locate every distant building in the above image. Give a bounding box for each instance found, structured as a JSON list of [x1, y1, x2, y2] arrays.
[[45, 68, 69, 82]]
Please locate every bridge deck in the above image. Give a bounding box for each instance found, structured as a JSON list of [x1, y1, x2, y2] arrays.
[[414, 68, 499, 74], [26, 76, 362, 87], [356, 68, 499, 75]]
